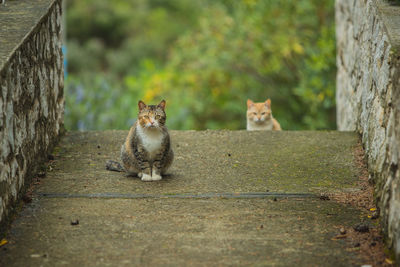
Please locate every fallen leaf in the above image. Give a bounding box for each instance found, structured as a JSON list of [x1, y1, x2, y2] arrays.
[[0, 239, 8, 247], [331, 234, 347, 240], [385, 258, 394, 264], [370, 208, 377, 211], [345, 247, 360, 252]]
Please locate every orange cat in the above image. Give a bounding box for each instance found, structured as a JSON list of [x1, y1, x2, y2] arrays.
[[246, 99, 281, 131]]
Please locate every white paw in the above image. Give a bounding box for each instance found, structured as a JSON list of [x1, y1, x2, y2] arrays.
[[141, 174, 152, 181], [151, 174, 162, 181], [138, 172, 143, 178]]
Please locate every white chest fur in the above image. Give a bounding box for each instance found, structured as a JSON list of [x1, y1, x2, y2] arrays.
[[247, 119, 273, 131], [137, 126, 163, 156]]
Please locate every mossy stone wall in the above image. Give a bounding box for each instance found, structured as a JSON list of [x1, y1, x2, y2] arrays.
[[0, 0, 64, 228], [336, 0, 400, 260]]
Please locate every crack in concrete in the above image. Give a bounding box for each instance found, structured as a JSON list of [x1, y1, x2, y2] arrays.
[[37, 192, 317, 199]]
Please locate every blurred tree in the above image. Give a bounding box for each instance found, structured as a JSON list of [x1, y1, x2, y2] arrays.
[[65, 0, 336, 130], [66, 0, 206, 76]]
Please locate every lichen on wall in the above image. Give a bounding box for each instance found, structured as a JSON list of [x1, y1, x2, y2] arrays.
[[0, 0, 64, 228], [336, 0, 400, 260]]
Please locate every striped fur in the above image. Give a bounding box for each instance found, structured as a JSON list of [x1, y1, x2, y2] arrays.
[[120, 100, 173, 181]]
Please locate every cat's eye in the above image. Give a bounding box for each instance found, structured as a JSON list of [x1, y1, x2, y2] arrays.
[[144, 115, 149, 119], [155, 115, 161, 119], [261, 112, 266, 115], [253, 112, 257, 115]]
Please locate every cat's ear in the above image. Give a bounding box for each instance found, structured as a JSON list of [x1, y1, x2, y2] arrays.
[[138, 100, 147, 111], [247, 99, 254, 108], [265, 99, 271, 109], [158, 100, 166, 110]]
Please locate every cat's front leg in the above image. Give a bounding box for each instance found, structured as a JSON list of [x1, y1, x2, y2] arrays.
[[139, 161, 152, 181], [134, 147, 153, 181], [151, 166, 162, 181], [141, 174, 152, 181], [152, 155, 164, 181], [140, 170, 152, 181]]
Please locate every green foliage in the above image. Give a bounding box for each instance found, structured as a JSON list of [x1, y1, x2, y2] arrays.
[[65, 0, 336, 130]]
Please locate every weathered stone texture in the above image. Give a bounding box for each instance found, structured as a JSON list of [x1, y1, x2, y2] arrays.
[[336, 0, 400, 260], [0, 0, 64, 228]]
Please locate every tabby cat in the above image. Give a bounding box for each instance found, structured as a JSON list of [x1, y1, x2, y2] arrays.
[[107, 100, 173, 181]]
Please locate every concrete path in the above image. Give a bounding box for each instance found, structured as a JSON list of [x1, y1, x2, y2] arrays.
[[0, 130, 369, 266]]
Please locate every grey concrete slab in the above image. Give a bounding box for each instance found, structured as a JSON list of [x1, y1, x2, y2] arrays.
[[0, 130, 367, 266], [1, 197, 362, 267], [37, 130, 360, 196]]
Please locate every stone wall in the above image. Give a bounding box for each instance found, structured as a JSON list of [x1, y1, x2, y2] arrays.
[[0, 0, 64, 229], [336, 0, 400, 260]]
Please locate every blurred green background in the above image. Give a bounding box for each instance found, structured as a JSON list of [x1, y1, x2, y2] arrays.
[[65, 0, 336, 131]]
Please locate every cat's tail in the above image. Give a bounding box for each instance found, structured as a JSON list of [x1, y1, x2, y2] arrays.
[[106, 160, 125, 172]]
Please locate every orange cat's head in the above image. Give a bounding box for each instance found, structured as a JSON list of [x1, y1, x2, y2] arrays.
[[246, 99, 272, 123], [137, 100, 166, 129]]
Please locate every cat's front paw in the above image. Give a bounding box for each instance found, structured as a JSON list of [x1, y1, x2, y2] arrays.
[[151, 174, 162, 181], [141, 173, 152, 181]]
